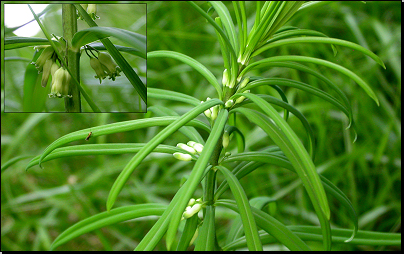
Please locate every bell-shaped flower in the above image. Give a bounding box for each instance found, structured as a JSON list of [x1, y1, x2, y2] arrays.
[[87, 4, 99, 20], [49, 67, 72, 98], [90, 57, 108, 84], [50, 62, 60, 77], [41, 59, 53, 87], [34, 46, 54, 73], [98, 52, 121, 81]]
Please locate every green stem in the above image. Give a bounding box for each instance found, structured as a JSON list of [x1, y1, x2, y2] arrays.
[[62, 4, 81, 112]]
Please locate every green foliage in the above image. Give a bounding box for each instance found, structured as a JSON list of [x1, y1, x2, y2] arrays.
[[2, 1, 401, 251]]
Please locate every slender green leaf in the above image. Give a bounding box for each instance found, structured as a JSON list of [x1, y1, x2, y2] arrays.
[[1, 155, 33, 173], [240, 78, 351, 124], [253, 37, 386, 69], [71, 27, 145, 54], [209, 1, 238, 54], [147, 87, 201, 106], [37, 116, 210, 168], [232, 107, 332, 250], [27, 143, 199, 171], [194, 205, 216, 251], [217, 199, 311, 251], [224, 226, 401, 250], [216, 165, 263, 251], [148, 50, 222, 99], [187, 1, 238, 81], [5, 37, 49, 50], [176, 213, 199, 250], [240, 55, 380, 105], [235, 94, 316, 158], [51, 204, 166, 250]]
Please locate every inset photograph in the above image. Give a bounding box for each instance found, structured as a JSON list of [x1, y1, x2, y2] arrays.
[[4, 3, 146, 112]]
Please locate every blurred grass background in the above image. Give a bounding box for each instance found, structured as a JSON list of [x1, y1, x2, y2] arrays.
[[4, 3, 146, 112], [1, 1, 401, 251]]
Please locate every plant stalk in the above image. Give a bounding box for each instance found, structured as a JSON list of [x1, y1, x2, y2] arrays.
[[62, 4, 81, 112]]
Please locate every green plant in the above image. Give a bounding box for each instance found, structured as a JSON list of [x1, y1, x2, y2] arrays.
[[4, 4, 146, 112], [2, 1, 400, 251]]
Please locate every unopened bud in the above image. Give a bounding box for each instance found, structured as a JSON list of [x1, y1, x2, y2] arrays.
[[188, 198, 196, 207], [239, 77, 250, 89], [210, 105, 218, 120], [222, 131, 230, 148], [173, 152, 192, 161], [183, 203, 203, 219], [235, 90, 250, 104], [222, 69, 229, 87], [41, 59, 53, 87], [177, 143, 197, 154], [192, 143, 204, 154], [225, 99, 234, 108], [204, 109, 212, 118]]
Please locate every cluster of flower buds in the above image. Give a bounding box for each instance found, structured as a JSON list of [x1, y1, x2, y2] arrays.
[[173, 141, 204, 161], [89, 52, 121, 84], [182, 198, 203, 220], [48, 67, 73, 98], [201, 97, 219, 121], [77, 4, 99, 20]]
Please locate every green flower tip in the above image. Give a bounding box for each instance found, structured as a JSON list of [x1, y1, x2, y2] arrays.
[[48, 67, 72, 98], [89, 52, 121, 83]]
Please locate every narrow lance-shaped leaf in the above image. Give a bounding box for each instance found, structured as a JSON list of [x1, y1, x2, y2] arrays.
[[252, 37, 386, 69], [216, 165, 263, 251], [106, 99, 223, 211], [37, 116, 210, 168], [232, 106, 332, 251], [216, 199, 311, 251], [194, 205, 216, 251], [148, 50, 222, 100], [71, 27, 146, 54], [239, 55, 380, 105], [51, 204, 167, 250], [27, 143, 199, 171]]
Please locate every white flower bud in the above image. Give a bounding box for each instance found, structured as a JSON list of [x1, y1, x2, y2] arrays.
[[188, 198, 196, 207], [183, 203, 203, 219], [222, 69, 229, 87], [210, 105, 218, 120], [177, 143, 197, 154], [187, 141, 196, 147], [204, 109, 212, 118], [173, 152, 192, 161], [192, 143, 204, 154], [225, 99, 234, 108]]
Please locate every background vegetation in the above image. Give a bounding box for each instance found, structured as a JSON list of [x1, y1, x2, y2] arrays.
[[1, 1, 401, 251]]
